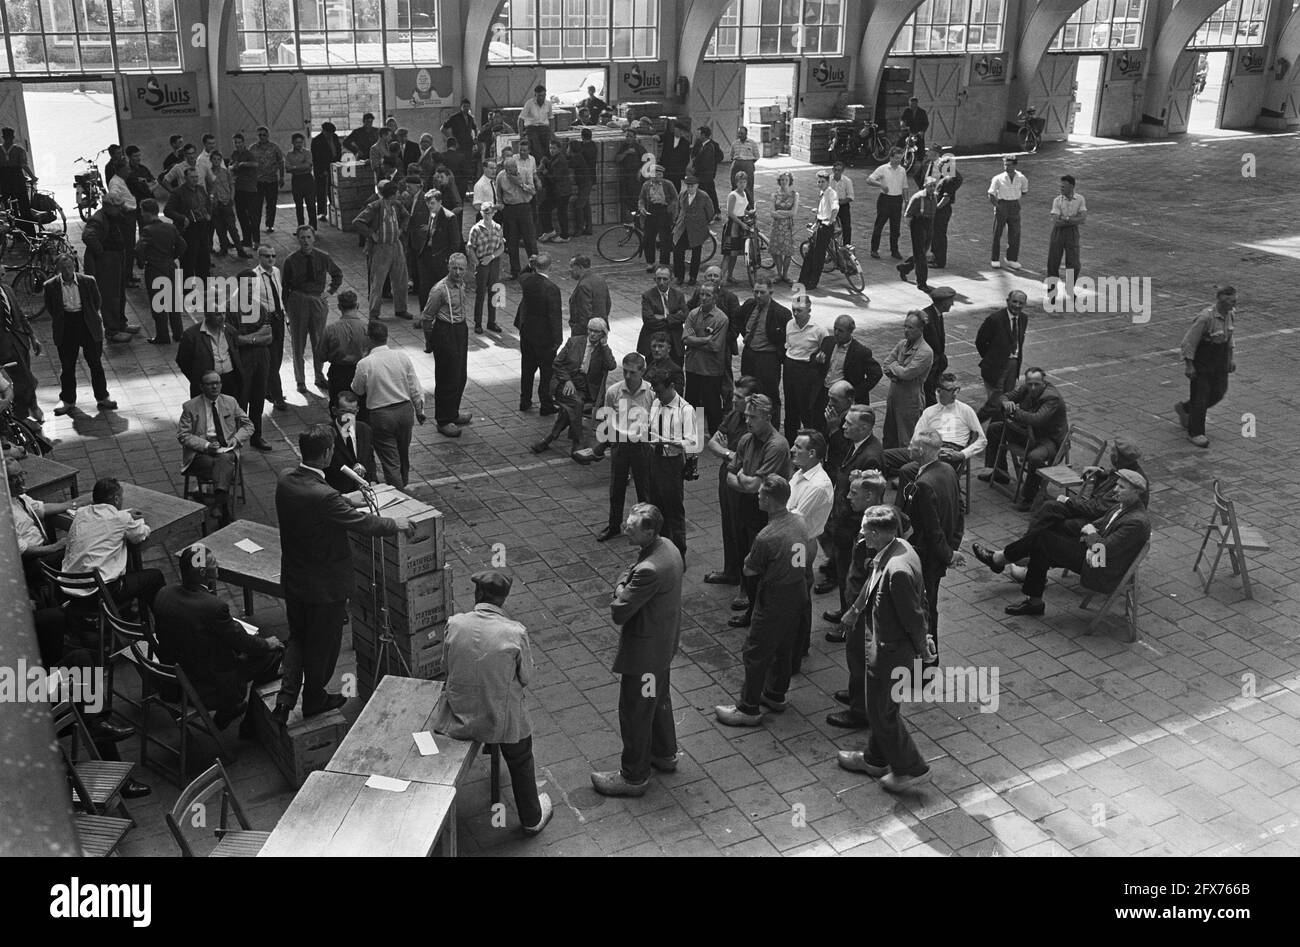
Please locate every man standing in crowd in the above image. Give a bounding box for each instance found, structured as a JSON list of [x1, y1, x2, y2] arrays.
[[974, 290, 1029, 422], [311, 122, 342, 218], [228, 133, 261, 250], [899, 430, 962, 667], [798, 170, 840, 289], [736, 275, 789, 425], [988, 155, 1028, 269], [831, 161, 855, 245], [924, 148, 961, 269], [866, 148, 908, 260], [782, 297, 828, 442], [660, 121, 692, 193], [672, 175, 714, 286], [813, 314, 880, 425], [467, 202, 506, 334], [519, 85, 554, 159], [352, 321, 425, 489], [881, 312, 934, 450], [702, 376, 760, 582], [319, 290, 368, 406], [638, 265, 688, 360], [353, 181, 411, 321], [250, 126, 285, 234], [570, 129, 597, 237], [731, 126, 760, 205], [440, 100, 478, 157], [897, 177, 940, 292], [45, 254, 116, 416], [516, 252, 563, 413], [691, 126, 724, 219], [177, 309, 241, 397], [135, 198, 186, 345], [822, 406, 884, 640], [787, 428, 834, 672], [343, 113, 380, 158], [919, 286, 954, 405], [81, 192, 134, 343], [1048, 174, 1087, 281], [0, 127, 35, 229], [902, 97, 929, 171], [284, 133, 316, 231], [281, 226, 342, 395], [497, 155, 539, 279], [1175, 285, 1236, 449], [324, 391, 376, 493], [177, 371, 252, 527], [647, 369, 696, 560], [591, 503, 684, 798], [615, 129, 647, 221], [579, 352, 655, 540], [681, 284, 730, 437], [567, 254, 610, 336], [164, 166, 212, 281], [422, 253, 474, 438]]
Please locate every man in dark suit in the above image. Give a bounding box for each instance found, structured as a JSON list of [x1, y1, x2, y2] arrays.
[[973, 470, 1152, 617], [176, 310, 242, 398], [567, 254, 610, 336], [836, 506, 934, 793], [311, 122, 342, 217], [735, 276, 790, 426], [532, 321, 616, 460], [821, 405, 884, 637], [153, 543, 284, 735], [178, 372, 253, 526], [974, 290, 1028, 422], [813, 314, 882, 423], [591, 503, 684, 797], [272, 424, 414, 721], [134, 197, 187, 344], [920, 285, 954, 405], [515, 252, 564, 412], [658, 121, 693, 192], [638, 266, 689, 361], [324, 392, 377, 493], [45, 254, 117, 415], [899, 430, 962, 667], [980, 367, 1069, 510]]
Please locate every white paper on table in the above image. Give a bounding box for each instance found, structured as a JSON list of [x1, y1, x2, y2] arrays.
[[233, 538, 263, 554], [365, 774, 411, 792], [412, 731, 440, 756], [235, 618, 260, 636]]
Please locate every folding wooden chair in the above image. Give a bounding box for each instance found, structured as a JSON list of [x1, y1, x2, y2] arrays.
[[74, 813, 134, 857], [183, 452, 246, 531], [101, 603, 157, 719], [52, 701, 136, 825], [1192, 479, 1270, 599], [1036, 426, 1108, 507], [988, 417, 1036, 503], [40, 563, 115, 670], [166, 761, 270, 857], [1080, 542, 1148, 643]]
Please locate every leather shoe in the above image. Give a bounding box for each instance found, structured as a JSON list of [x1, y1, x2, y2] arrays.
[[650, 754, 679, 773], [838, 751, 888, 776], [727, 614, 751, 628], [250, 436, 274, 452], [304, 692, 348, 717], [596, 525, 620, 542], [703, 571, 740, 585], [881, 768, 930, 793], [833, 689, 850, 706], [90, 719, 136, 743], [825, 628, 846, 643], [1005, 598, 1045, 616], [813, 579, 837, 594], [487, 323, 503, 333], [530, 440, 550, 454], [438, 423, 462, 437], [572, 448, 598, 465], [521, 793, 554, 836], [978, 469, 1010, 485], [519, 401, 533, 411], [456, 412, 473, 425], [95, 398, 118, 411], [972, 542, 1004, 574], [822, 609, 842, 623], [591, 770, 648, 797], [715, 704, 764, 727], [539, 405, 559, 416], [730, 596, 751, 611], [826, 710, 869, 730], [120, 778, 152, 799]]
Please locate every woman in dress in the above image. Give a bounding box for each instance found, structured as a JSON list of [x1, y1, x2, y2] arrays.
[[719, 171, 749, 285], [768, 172, 799, 285]]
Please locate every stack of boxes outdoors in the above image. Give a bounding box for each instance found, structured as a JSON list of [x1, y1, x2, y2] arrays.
[[790, 116, 838, 164], [747, 104, 784, 158]]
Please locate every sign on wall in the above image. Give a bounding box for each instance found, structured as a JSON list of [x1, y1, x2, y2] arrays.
[[121, 74, 200, 117], [1236, 48, 1267, 75], [970, 55, 1006, 84], [614, 61, 668, 99], [801, 57, 849, 93], [394, 67, 456, 107], [1110, 49, 1147, 80]]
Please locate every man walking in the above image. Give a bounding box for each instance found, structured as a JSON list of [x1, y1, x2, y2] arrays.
[[671, 176, 714, 286], [1047, 174, 1087, 281], [974, 290, 1028, 422], [897, 177, 940, 292], [422, 253, 474, 438], [1175, 285, 1236, 449], [515, 253, 564, 413], [898, 430, 961, 667], [351, 321, 426, 488], [281, 226, 342, 394], [866, 148, 908, 260], [44, 255, 116, 416], [988, 155, 1028, 269]]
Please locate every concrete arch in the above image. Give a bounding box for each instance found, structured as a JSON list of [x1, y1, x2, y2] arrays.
[[1275, 5, 1300, 72], [1143, 0, 1238, 120], [462, 0, 507, 114], [1015, 0, 1097, 87], [677, 0, 732, 87], [856, 0, 928, 108]]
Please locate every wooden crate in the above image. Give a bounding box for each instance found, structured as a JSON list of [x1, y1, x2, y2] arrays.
[[352, 563, 454, 630], [761, 141, 780, 158], [250, 681, 349, 789], [748, 104, 782, 123], [347, 492, 444, 582], [746, 123, 772, 143], [353, 622, 444, 677], [618, 101, 664, 121]]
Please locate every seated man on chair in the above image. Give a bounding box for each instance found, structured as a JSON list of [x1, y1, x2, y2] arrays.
[[7, 464, 80, 593], [882, 371, 985, 490], [61, 477, 166, 617], [324, 391, 377, 495], [178, 371, 253, 527], [979, 366, 1068, 511], [153, 543, 284, 736], [971, 469, 1150, 616]]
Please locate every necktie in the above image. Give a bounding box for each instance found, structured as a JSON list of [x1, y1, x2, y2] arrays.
[[343, 425, 355, 460], [1010, 313, 1018, 358], [210, 400, 227, 447]]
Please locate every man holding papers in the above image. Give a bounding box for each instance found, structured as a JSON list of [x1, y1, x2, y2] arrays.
[[177, 370, 253, 527]]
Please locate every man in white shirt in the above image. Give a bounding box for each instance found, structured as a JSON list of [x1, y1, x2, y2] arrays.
[[647, 369, 698, 561], [987, 155, 1028, 269], [7, 464, 78, 590], [518, 86, 554, 167], [797, 171, 840, 290], [580, 352, 656, 541], [782, 297, 828, 441], [866, 147, 909, 260], [831, 162, 855, 246], [351, 320, 426, 488], [883, 371, 985, 491], [1048, 173, 1087, 281], [472, 160, 500, 217], [787, 428, 834, 673], [61, 477, 165, 612], [730, 127, 762, 205]]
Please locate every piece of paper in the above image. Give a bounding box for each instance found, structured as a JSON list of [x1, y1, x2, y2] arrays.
[[233, 538, 263, 554], [216, 445, 236, 454], [412, 731, 440, 756], [235, 618, 260, 636], [365, 774, 411, 792]]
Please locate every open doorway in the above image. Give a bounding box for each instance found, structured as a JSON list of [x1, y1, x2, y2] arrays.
[[1070, 55, 1105, 138], [742, 62, 796, 154], [546, 67, 608, 109], [1188, 51, 1230, 131], [23, 81, 118, 219]]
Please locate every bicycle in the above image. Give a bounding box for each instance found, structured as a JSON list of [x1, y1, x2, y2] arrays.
[[798, 222, 866, 295], [740, 213, 773, 286], [74, 150, 110, 222], [596, 208, 718, 265], [1017, 106, 1044, 154], [0, 404, 52, 457], [6, 227, 77, 295], [900, 132, 921, 171]]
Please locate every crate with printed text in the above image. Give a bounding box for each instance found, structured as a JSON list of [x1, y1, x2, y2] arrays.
[[347, 486, 445, 582], [249, 680, 349, 788], [353, 621, 445, 673], [352, 563, 455, 631]]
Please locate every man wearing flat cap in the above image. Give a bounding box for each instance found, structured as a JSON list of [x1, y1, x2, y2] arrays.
[[972, 468, 1151, 617], [435, 570, 553, 836], [671, 175, 715, 286]]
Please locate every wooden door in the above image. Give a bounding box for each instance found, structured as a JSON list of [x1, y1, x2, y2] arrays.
[[1032, 56, 1078, 140], [688, 62, 744, 153], [222, 74, 311, 144], [913, 58, 964, 145], [1166, 51, 1198, 134], [479, 67, 547, 113]]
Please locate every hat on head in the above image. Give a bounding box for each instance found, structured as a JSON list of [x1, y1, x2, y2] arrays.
[[1111, 436, 1142, 462], [927, 285, 956, 300], [470, 570, 512, 598], [684, 174, 699, 184], [1114, 469, 1147, 491]]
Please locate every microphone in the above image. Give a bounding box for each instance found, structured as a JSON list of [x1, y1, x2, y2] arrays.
[[339, 464, 374, 493]]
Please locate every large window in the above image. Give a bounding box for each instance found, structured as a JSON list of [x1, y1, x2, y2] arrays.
[[235, 0, 440, 69], [1049, 0, 1145, 51], [891, 0, 1005, 55], [706, 0, 845, 59], [1189, 0, 1268, 47], [1, 0, 181, 75], [489, 0, 657, 64]]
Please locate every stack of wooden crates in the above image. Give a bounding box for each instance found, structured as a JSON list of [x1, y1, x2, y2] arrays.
[[325, 159, 375, 230], [250, 680, 349, 788], [790, 117, 838, 165], [348, 485, 453, 701], [747, 104, 785, 158]]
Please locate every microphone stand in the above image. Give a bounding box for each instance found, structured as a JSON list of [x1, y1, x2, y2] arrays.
[[360, 484, 411, 689]]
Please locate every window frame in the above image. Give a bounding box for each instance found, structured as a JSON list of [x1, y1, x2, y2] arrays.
[[1, 0, 183, 75], [705, 0, 846, 60], [891, 0, 1007, 57], [1047, 0, 1146, 53], [488, 0, 657, 65], [234, 0, 442, 70], [1188, 0, 1269, 49]]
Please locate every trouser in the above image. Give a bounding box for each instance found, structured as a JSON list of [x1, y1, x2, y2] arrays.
[[864, 646, 927, 776], [790, 588, 813, 674], [672, 235, 702, 282], [845, 609, 868, 719], [717, 468, 740, 577], [145, 263, 183, 342], [648, 451, 686, 559], [920, 557, 944, 662], [619, 174, 640, 221], [976, 361, 1021, 423], [618, 668, 676, 784], [904, 216, 932, 287], [572, 180, 593, 233], [737, 581, 807, 714], [180, 220, 211, 280], [498, 735, 543, 828], [606, 442, 652, 530], [235, 191, 260, 246], [991, 199, 1021, 262], [740, 348, 782, 427], [473, 256, 501, 328], [313, 166, 331, 216], [798, 220, 834, 290], [985, 422, 1057, 502], [643, 207, 671, 266], [782, 357, 820, 442], [731, 160, 755, 205], [871, 193, 902, 254], [923, 369, 943, 406], [931, 203, 952, 267], [520, 342, 557, 408], [1047, 224, 1080, 280], [832, 532, 854, 613], [108, 570, 166, 618], [1004, 528, 1085, 599], [268, 313, 285, 401], [500, 203, 537, 277], [837, 202, 852, 246], [684, 371, 722, 434], [118, 214, 136, 286], [523, 126, 552, 160], [430, 320, 469, 425], [544, 392, 590, 449], [698, 176, 719, 216], [368, 401, 415, 488], [291, 175, 316, 229], [257, 181, 279, 228], [539, 190, 570, 238], [56, 319, 109, 404], [327, 361, 356, 406], [212, 202, 241, 252], [730, 492, 767, 617], [285, 293, 327, 387], [367, 242, 409, 319], [86, 249, 126, 333], [185, 451, 239, 509], [1183, 368, 1230, 438], [411, 248, 441, 313], [238, 345, 270, 438], [279, 598, 347, 715]]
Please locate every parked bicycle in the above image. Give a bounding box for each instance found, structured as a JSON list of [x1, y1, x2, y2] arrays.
[[740, 212, 773, 287], [828, 121, 889, 166], [6, 226, 77, 295], [899, 131, 922, 171], [0, 399, 52, 457], [74, 150, 110, 222], [797, 222, 866, 295], [1018, 106, 1044, 154], [596, 208, 718, 266]]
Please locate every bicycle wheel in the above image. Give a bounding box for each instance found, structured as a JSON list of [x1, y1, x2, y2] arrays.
[[597, 224, 642, 263], [0, 413, 45, 456], [841, 248, 866, 294], [870, 135, 889, 162], [745, 237, 759, 286], [902, 149, 915, 172], [798, 237, 835, 272], [701, 232, 717, 264], [1018, 127, 1038, 154]]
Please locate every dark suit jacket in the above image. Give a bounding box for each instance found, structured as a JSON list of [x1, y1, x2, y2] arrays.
[[903, 460, 963, 570], [275, 466, 399, 604], [311, 131, 343, 171], [815, 337, 883, 403], [921, 303, 948, 377], [44, 274, 104, 346], [640, 286, 688, 336], [569, 272, 611, 335], [552, 335, 616, 401], [1005, 381, 1069, 447], [862, 538, 929, 668], [176, 322, 244, 395], [611, 537, 684, 675], [325, 421, 377, 493], [659, 134, 692, 178], [152, 583, 278, 710], [135, 216, 187, 269], [830, 434, 885, 541], [516, 272, 564, 351], [735, 298, 790, 354], [1080, 503, 1151, 594], [975, 307, 1028, 385]]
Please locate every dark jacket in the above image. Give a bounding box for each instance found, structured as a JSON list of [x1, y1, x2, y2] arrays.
[[569, 271, 611, 335], [275, 465, 399, 604], [135, 216, 187, 269], [540, 153, 573, 198], [610, 537, 684, 675], [815, 337, 883, 403], [176, 322, 244, 394], [735, 297, 791, 354], [830, 434, 885, 541], [690, 139, 724, 178], [975, 306, 1028, 385], [515, 272, 564, 352], [659, 132, 692, 179], [862, 538, 929, 667], [920, 303, 948, 378], [325, 420, 377, 493], [552, 334, 616, 402], [1080, 503, 1151, 593], [1005, 380, 1069, 447], [903, 460, 963, 570], [311, 131, 343, 170], [82, 209, 125, 277], [44, 273, 104, 346]]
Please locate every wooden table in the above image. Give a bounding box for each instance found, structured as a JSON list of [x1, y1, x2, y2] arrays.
[[20, 456, 79, 501], [257, 771, 458, 857], [49, 482, 205, 574], [190, 520, 283, 616]]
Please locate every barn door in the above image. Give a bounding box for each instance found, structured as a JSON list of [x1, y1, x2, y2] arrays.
[[1032, 56, 1078, 140], [479, 68, 547, 113], [0, 81, 32, 153], [222, 74, 310, 144], [1166, 51, 1199, 134], [913, 58, 963, 145], [689, 62, 744, 153]]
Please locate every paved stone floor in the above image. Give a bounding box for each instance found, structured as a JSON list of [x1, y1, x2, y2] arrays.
[[24, 130, 1299, 857]]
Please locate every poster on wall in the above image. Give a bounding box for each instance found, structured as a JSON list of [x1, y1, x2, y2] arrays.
[[394, 67, 455, 107], [801, 57, 849, 93], [1110, 49, 1147, 80], [613, 61, 668, 100], [121, 73, 201, 117], [970, 55, 1006, 84], [1236, 48, 1267, 75]]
